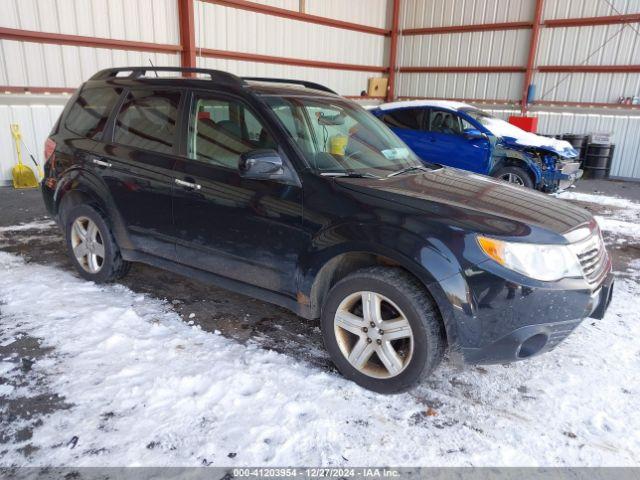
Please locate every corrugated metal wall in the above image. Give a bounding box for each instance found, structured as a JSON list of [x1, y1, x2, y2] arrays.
[[194, 1, 388, 95], [536, 0, 640, 105], [485, 106, 640, 179], [0, 0, 390, 184], [197, 57, 375, 97], [0, 0, 181, 89], [0, 96, 66, 186], [395, 0, 640, 105], [396, 0, 534, 101], [399, 0, 534, 29], [0, 0, 388, 94], [1, 0, 180, 41]]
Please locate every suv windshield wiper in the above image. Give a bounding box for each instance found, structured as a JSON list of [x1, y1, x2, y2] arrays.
[[320, 171, 380, 179], [387, 165, 429, 178]]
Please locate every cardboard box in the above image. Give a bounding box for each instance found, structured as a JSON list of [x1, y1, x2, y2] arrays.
[[367, 77, 388, 98]]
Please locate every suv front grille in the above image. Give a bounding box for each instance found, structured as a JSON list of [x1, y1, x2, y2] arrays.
[[569, 233, 609, 286]]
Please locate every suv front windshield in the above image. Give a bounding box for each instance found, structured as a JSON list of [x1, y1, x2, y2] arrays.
[[264, 96, 426, 177]]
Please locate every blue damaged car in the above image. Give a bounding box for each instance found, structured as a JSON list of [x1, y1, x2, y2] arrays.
[[370, 100, 583, 192]]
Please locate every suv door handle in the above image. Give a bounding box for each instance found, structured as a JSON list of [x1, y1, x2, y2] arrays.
[[91, 158, 112, 168], [174, 178, 201, 190]]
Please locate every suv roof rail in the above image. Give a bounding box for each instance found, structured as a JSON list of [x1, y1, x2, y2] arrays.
[[90, 67, 246, 85], [242, 77, 337, 95]]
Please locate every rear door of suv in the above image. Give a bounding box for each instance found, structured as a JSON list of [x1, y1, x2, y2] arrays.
[[90, 87, 185, 260], [171, 90, 305, 297]]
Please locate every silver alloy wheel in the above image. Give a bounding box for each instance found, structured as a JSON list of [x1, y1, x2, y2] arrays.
[[70, 216, 105, 274], [500, 172, 525, 185], [334, 291, 414, 379]]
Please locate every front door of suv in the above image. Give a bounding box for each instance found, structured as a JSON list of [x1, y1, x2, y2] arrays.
[[171, 92, 304, 297], [91, 88, 184, 259]]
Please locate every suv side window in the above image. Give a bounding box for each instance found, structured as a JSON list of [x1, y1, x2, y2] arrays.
[[380, 108, 424, 130], [427, 109, 463, 135], [64, 87, 122, 139], [113, 89, 181, 154], [188, 95, 277, 168]]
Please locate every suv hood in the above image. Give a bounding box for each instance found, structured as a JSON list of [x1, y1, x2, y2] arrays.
[[481, 116, 578, 158], [336, 167, 592, 243]]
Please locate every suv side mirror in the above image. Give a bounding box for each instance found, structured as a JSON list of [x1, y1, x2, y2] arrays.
[[239, 150, 285, 179], [464, 128, 486, 140]]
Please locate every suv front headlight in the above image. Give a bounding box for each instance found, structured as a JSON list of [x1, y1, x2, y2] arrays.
[[477, 236, 583, 282]]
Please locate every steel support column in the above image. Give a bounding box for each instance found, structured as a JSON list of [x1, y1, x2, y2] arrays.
[[178, 0, 197, 69], [521, 0, 545, 114], [386, 0, 401, 102]]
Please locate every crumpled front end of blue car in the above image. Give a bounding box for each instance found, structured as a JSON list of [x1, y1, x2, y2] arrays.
[[536, 152, 583, 192]]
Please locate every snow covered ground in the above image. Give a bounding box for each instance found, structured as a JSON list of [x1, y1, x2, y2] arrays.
[[1, 192, 639, 467]]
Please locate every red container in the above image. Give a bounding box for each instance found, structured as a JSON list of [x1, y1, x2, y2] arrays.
[[508, 115, 538, 133]]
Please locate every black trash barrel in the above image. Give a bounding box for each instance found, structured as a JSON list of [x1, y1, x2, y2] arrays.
[[583, 144, 615, 179], [561, 134, 588, 161]]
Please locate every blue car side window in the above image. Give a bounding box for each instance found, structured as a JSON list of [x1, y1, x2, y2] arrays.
[[428, 110, 462, 136], [380, 108, 423, 130]]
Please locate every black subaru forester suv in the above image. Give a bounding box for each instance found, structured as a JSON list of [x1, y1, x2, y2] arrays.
[[42, 67, 614, 393]]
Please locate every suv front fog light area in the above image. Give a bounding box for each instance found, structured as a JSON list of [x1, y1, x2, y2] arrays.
[[477, 236, 583, 282]]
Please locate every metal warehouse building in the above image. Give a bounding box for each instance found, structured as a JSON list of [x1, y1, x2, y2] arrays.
[[0, 0, 639, 184]]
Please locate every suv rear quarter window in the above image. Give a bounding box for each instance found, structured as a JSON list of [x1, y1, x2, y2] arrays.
[[113, 89, 182, 155], [64, 87, 122, 139]]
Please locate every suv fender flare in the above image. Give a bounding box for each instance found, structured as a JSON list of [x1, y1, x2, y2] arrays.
[[298, 226, 471, 347], [54, 167, 133, 250]]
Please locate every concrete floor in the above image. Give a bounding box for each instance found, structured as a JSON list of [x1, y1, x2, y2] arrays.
[[577, 178, 640, 202], [0, 187, 45, 227]]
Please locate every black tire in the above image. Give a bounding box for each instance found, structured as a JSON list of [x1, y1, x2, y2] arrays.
[[320, 267, 446, 394], [63, 203, 131, 283], [492, 166, 534, 188]]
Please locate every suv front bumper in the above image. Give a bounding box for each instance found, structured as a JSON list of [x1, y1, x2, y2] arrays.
[[434, 256, 614, 365], [460, 274, 614, 364]]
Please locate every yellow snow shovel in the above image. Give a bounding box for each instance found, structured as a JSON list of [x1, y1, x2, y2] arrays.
[[10, 124, 39, 189]]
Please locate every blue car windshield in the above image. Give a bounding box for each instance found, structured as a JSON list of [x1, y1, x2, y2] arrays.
[[264, 96, 426, 177], [461, 108, 494, 126]]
